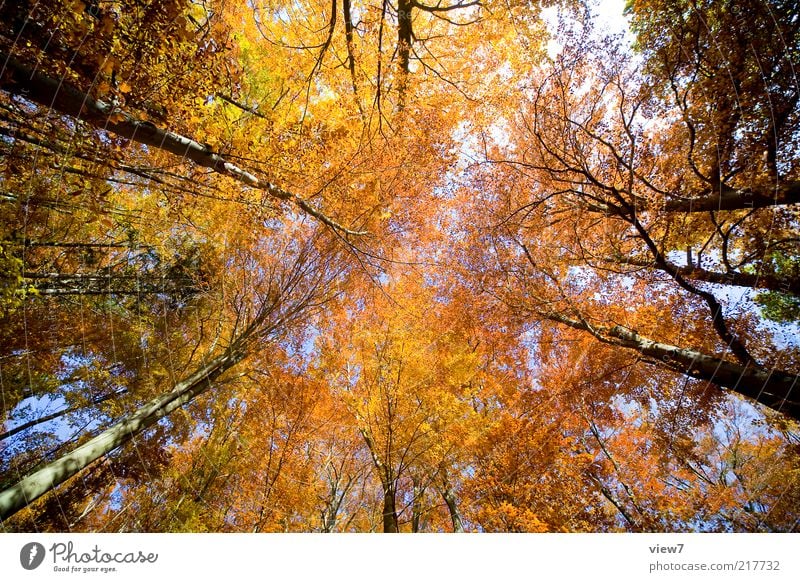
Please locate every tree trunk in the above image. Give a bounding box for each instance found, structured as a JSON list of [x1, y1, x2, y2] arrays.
[[662, 182, 800, 212], [611, 257, 799, 297], [21, 272, 180, 296], [411, 478, 423, 533], [382, 485, 399, 533], [440, 483, 465, 533], [341, 0, 364, 119], [580, 182, 800, 215], [545, 311, 800, 421], [396, 0, 413, 110], [321, 506, 338, 533], [0, 347, 244, 521], [0, 52, 362, 236], [16, 241, 143, 250], [357, 426, 400, 533]]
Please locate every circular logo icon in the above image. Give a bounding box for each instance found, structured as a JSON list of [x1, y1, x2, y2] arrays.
[[20, 542, 46, 570]]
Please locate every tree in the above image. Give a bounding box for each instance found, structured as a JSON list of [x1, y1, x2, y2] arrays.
[[315, 272, 505, 532], [0, 229, 345, 522], [1, 0, 798, 533], [467, 3, 800, 423]]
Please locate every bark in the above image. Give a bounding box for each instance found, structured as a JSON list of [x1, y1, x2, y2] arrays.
[[33, 289, 160, 297], [0, 52, 364, 236], [342, 0, 364, 119], [320, 466, 352, 532], [0, 347, 244, 521], [589, 473, 640, 530], [21, 272, 185, 296], [382, 486, 399, 533], [662, 182, 800, 213], [396, 0, 413, 111], [586, 212, 781, 366], [321, 508, 338, 533], [358, 426, 399, 532], [439, 482, 465, 532], [17, 241, 142, 250], [411, 478, 423, 533], [576, 182, 800, 215], [610, 257, 800, 297], [1, 231, 333, 520], [214, 94, 270, 120], [545, 311, 800, 421], [24, 273, 149, 280], [584, 419, 647, 529]]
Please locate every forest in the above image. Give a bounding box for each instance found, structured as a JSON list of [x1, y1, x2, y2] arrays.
[[0, 0, 798, 533]]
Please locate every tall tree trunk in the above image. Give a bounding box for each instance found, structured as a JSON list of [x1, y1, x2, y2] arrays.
[[545, 311, 800, 421], [320, 471, 352, 533], [0, 347, 244, 521], [382, 484, 399, 533], [342, 0, 364, 119], [439, 481, 465, 533], [0, 52, 362, 236], [396, 0, 413, 111], [321, 495, 339, 533], [321, 510, 337, 533], [14, 241, 143, 250], [21, 272, 181, 296], [357, 426, 400, 533]]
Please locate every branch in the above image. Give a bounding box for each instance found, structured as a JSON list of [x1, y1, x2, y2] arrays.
[[542, 311, 800, 422], [607, 256, 800, 297], [214, 93, 270, 120], [606, 191, 757, 366], [0, 52, 365, 237], [411, 0, 480, 12], [663, 182, 800, 213]]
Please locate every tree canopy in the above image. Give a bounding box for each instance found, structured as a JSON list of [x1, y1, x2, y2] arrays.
[[0, 0, 798, 532]]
